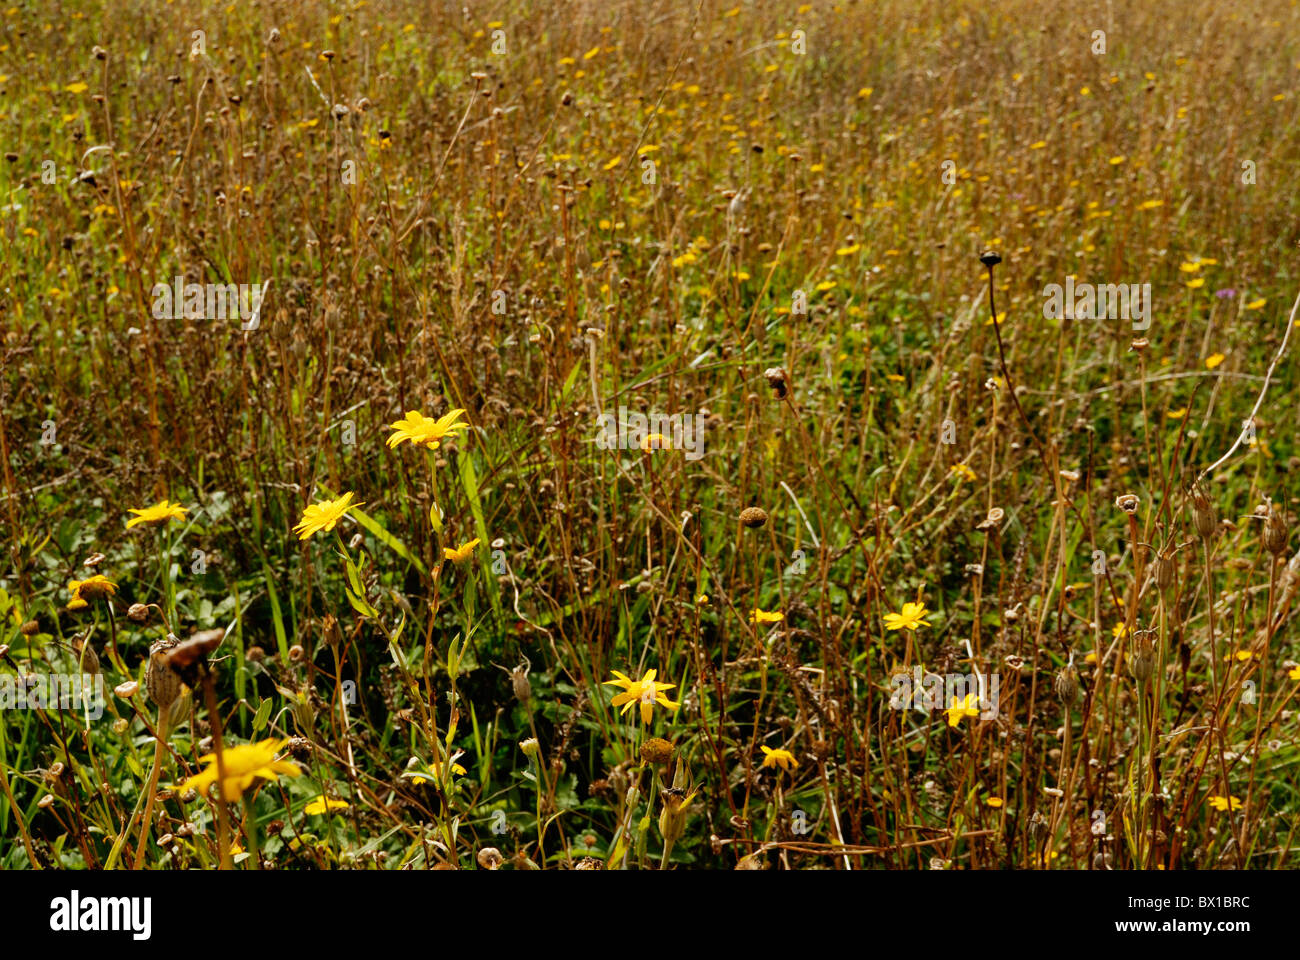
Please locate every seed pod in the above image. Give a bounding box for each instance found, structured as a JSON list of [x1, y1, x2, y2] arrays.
[[1129, 634, 1157, 684], [321, 613, 343, 647], [476, 847, 503, 870], [1190, 481, 1218, 540], [145, 635, 182, 710], [510, 664, 531, 703], [1114, 494, 1141, 515], [739, 506, 768, 529], [1155, 551, 1177, 592], [763, 367, 789, 400], [1054, 665, 1080, 705], [1264, 502, 1289, 557], [72, 636, 100, 675], [127, 603, 149, 623], [20, 620, 39, 636]]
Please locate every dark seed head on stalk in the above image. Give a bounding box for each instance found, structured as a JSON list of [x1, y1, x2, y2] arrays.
[[739, 506, 768, 529], [979, 250, 1002, 267], [1054, 664, 1080, 705], [1189, 481, 1218, 540]]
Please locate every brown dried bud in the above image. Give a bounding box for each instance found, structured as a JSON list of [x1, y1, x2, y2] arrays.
[[1263, 501, 1289, 557], [510, 664, 531, 703], [20, 620, 39, 636], [145, 635, 182, 710], [72, 636, 100, 675], [1054, 665, 1080, 705], [763, 367, 789, 400], [739, 507, 768, 529], [1155, 552, 1177, 593], [1114, 494, 1141, 515], [477, 847, 503, 870], [289, 644, 305, 662], [574, 856, 602, 870], [321, 614, 343, 647], [1129, 633, 1157, 684], [1190, 482, 1218, 540], [639, 737, 675, 764], [127, 603, 150, 623]]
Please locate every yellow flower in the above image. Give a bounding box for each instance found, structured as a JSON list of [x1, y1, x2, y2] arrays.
[[603, 668, 680, 725], [303, 796, 350, 815], [883, 601, 931, 632], [951, 463, 976, 482], [945, 692, 980, 728], [1186, 277, 1205, 289], [67, 574, 117, 610], [443, 538, 481, 563], [293, 492, 363, 540], [640, 432, 672, 452], [1208, 795, 1242, 813], [126, 499, 188, 529], [1204, 353, 1226, 370], [176, 739, 301, 802], [986, 796, 1004, 808], [759, 745, 798, 772], [1112, 622, 1129, 639], [1287, 665, 1300, 681], [750, 608, 784, 624], [386, 409, 469, 451], [1245, 298, 1266, 310]]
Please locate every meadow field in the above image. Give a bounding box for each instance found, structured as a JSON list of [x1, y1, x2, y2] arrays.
[[2, 0, 1300, 871]]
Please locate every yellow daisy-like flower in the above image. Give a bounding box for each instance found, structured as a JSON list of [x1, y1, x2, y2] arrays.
[[293, 492, 363, 541], [303, 796, 351, 815], [759, 745, 798, 773], [386, 409, 469, 451], [883, 601, 931, 632], [176, 738, 301, 802], [750, 608, 784, 624], [1204, 353, 1226, 370], [67, 574, 117, 610], [443, 538, 481, 563], [603, 668, 680, 725], [945, 692, 981, 728], [126, 499, 188, 529], [1208, 795, 1242, 813], [640, 432, 672, 452], [1289, 665, 1300, 681]]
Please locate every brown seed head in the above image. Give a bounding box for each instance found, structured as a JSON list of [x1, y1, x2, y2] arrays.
[[739, 506, 768, 529]]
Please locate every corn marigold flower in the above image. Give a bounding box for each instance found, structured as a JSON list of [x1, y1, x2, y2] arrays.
[[945, 692, 980, 728], [67, 574, 117, 610], [759, 745, 798, 772], [293, 492, 363, 540], [603, 668, 680, 725], [126, 499, 188, 529], [176, 738, 301, 802], [303, 796, 351, 815], [883, 601, 930, 632], [443, 538, 481, 563], [1208, 795, 1242, 813], [386, 409, 469, 450]]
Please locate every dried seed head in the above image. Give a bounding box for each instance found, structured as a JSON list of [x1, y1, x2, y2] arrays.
[[1190, 481, 1218, 540], [639, 737, 675, 765], [128, 603, 149, 623], [574, 856, 602, 870], [739, 506, 768, 529], [476, 847, 503, 870], [763, 367, 789, 400], [1129, 633, 1157, 684], [20, 620, 39, 636], [1114, 494, 1141, 515], [1263, 500, 1289, 556], [510, 664, 531, 703], [1155, 551, 1177, 593], [72, 636, 100, 675], [1054, 664, 1080, 705], [321, 613, 343, 647], [145, 635, 183, 710], [979, 250, 1002, 267]]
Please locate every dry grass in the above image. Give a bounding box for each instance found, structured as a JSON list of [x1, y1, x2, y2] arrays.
[[2, 0, 1300, 870]]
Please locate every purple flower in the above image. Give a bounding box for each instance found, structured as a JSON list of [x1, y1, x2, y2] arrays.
[[1214, 288, 1236, 299]]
